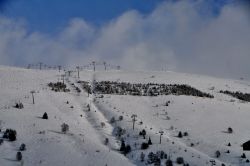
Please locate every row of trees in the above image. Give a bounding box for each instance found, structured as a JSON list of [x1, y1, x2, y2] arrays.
[[220, 90, 250, 102], [87, 81, 214, 98], [48, 82, 70, 92]]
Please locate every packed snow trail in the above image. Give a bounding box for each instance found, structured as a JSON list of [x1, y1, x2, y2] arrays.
[[66, 72, 135, 165]]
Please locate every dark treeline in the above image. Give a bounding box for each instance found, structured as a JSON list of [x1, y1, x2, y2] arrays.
[[48, 82, 69, 92], [220, 90, 250, 102], [77, 81, 91, 94], [79, 81, 213, 98]]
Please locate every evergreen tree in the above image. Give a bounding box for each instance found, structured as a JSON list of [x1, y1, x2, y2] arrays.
[[124, 145, 131, 155], [19, 144, 26, 151], [165, 159, 173, 166], [141, 129, 146, 139], [42, 112, 48, 119], [120, 140, 126, 152], [148, 137, 152, 145], [140, 152, 145, 162], [241, 153, 246, 158], [16, 152, 22, 161], [178, 131, 183, 138]]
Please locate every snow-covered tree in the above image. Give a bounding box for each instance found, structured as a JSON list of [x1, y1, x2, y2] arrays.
[[61, 123, 69, 134]]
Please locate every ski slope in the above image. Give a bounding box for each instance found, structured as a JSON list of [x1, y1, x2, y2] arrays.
[[1, 65, 250, 166]]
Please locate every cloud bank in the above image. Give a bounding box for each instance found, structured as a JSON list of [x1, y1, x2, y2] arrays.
[[0, 0, 250, 79]]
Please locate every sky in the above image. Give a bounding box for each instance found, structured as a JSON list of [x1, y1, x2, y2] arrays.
[[0, 0, 249, 79]]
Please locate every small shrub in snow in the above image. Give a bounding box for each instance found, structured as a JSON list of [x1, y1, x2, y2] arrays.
[[124, 145, 131, 155], [42, 112, 48, 119], [147, 152, 160, 164], [166, 116, 171, 120], [221, 164, 226, 166], [141, 142, 149, 150], [16, 151, 22, 161], [215, 150, 221, 158], [227, 142, 231, 146], [104, 138, 109, 145], [246, 159, 249, 163], [114, 126, 126, 138], [0, 139, 3, 145], [183, 132, 188, 136], [165, 159, 173, 166], [160, 151, 165, 159], [110, 117, 115, 123], [140, 152, 145, 162], [176, 157, 184, 164], [19, 143, 26, 151], [86, 104, 90, 111], [101, 122, 105, 128], [154, 158, 161, 166], [119, 116, 123, 121], [15, 102, 24, 109], [227, 127, 233, 133], [139, 129, 146, 139], [39, 130, 45, 134], [61, 123, 69, 134], [241, 153, 246, 158], [155, 151, 165, 159]]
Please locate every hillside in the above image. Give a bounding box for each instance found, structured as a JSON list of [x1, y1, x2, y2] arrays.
[[1, 66, 250, 166]]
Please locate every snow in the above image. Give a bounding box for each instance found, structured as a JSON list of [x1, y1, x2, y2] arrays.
[[1, 66, 250, 166]]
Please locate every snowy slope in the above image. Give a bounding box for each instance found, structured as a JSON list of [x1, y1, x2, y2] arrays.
[[1, 66, 250, 166], [0, 66, 133, 166]]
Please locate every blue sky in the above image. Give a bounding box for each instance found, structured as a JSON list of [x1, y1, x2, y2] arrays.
[[1, 0, 164, 33], [0, 0, 234, 33]]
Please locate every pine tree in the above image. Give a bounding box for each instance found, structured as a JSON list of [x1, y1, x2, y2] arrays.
[[120, 140, 126, 152], [124, 145, 131, 155], [16, 152, 22, 161], [61, 123, 69, 134], [19, 144, 26, 151], [141, 129, 146, 139], [140, 152, 145, 162], [42, 112, 48, 119], [148, 137, 152, 145], [178, 131, 183, 138], [215, 150, 221, 158], [241, 153, 246, 158], [165, 159, 173, 166]]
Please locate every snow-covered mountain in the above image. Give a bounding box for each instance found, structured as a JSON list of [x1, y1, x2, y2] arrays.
[[1, 65, 250, 166]]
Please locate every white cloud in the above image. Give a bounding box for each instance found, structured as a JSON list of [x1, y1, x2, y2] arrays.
[[0, 1, 249, 78]]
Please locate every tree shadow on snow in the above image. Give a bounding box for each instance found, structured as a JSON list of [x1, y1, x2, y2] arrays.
[[35, 116, 43, 119], [48, 130, 74, 136], [48, 130, 64, 134], [4, 158, 18, 162]]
